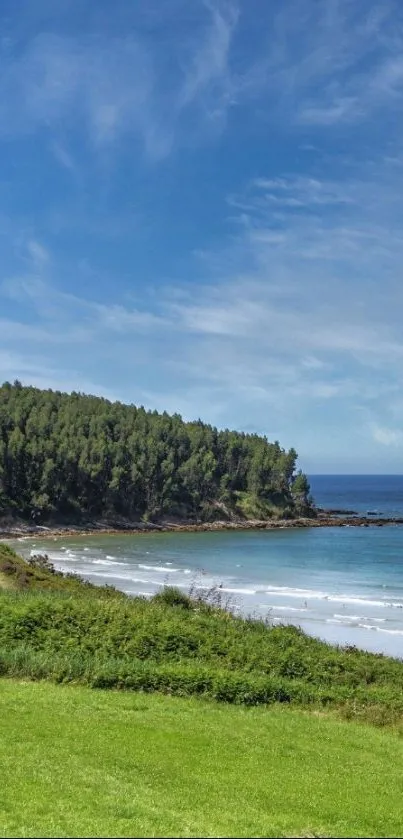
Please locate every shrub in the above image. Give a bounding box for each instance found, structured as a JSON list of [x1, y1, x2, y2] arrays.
[[0, 584, 403, 726], [152, 586, 192, 609]]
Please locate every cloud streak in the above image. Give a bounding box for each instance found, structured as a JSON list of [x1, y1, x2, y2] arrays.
[[0, 1, 242, 159], [0, 0, 402, 163]]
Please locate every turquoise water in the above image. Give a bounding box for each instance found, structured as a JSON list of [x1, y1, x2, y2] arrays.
[[11, 523, 403, 658]]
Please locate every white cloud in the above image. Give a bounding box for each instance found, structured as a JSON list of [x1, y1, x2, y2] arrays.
[[371, 424, 403, 446], [26, 239, 50, 270]]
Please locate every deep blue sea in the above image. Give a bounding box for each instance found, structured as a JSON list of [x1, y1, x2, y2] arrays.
[[10, 476, 403, 658], [309, 474, 403, 518]]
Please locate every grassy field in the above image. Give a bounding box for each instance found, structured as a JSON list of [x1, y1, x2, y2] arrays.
[[1, 546, 403, 837], [1, 679, 403, 838]]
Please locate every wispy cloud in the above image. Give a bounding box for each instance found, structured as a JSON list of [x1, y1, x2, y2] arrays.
[[1, 0, 403, 472], [153, 153, 403, 452], [1, 0, 401, 161], [26, 239, 50, 270], [0, 1, 242, 159], [1, 182, 403, 468], [260, 0, 403, 127], [177, 0, 239, 118], [50, 140, 79, 176]]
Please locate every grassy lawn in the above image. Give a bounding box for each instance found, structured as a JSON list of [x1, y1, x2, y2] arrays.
[[1, 680, 403, 838]]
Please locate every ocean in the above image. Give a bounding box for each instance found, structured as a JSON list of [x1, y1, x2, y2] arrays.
[[9, 475, 403, 659], [309, 474, 403, 518]]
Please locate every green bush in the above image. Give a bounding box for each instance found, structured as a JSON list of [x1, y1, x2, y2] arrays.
[[1, 583, 403, 725], [152, 586, 192, 609]]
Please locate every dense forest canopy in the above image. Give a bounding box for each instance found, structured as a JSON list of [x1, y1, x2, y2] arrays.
[[0, 381, 312, 522]]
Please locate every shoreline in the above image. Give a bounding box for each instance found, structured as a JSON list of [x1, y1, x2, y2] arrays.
[[2, 511, 403, 540]]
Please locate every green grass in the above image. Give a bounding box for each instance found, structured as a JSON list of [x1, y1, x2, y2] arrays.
[[1, 680, 403, 838]]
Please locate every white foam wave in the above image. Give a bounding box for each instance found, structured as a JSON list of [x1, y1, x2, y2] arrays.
[[263, 585, 323, 598], [271, 605, 308, 613], [91, 559, 128, 567], [138, 564, 179, 573], [326, 618, 403, 637], [261, 584, 403, 610], [86, 571, 149, 582], [33, 549, 80, 564], [333, 614, 361, 621]]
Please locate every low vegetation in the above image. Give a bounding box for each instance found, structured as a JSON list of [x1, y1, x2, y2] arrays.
[[0, 542, 123, 598], [1, 545, 403, 727]]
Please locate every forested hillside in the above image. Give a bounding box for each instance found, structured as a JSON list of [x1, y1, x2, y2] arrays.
[[0, 381, 312, 523]]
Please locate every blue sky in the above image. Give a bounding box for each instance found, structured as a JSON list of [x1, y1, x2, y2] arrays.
[[1, 0, 403, 473]]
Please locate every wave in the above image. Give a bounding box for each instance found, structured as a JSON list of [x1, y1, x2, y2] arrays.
[[91, 559, 128, 567], [333, 614, 361, 621], [40, 551, 81, 563], [85, 570, 152, 583], [358, 623, 403, 636], [138, 564, 179, 573], [260, 584, 403, 610], [325, 618, 403, 637]]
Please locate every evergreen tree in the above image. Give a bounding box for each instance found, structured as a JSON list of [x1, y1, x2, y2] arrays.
[[0, 382, 312, 522]]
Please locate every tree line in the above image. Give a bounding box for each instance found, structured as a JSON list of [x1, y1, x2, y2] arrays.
[[0, 381, 312, 522]]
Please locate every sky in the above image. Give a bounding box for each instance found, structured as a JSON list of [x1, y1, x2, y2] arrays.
[[0, 0, 403, 474]]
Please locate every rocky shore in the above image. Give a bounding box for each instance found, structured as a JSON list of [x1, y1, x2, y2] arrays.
[[1, 510, 403, 539]]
